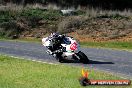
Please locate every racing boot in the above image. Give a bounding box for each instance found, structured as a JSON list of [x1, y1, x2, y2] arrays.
[[46, 50, 53, 55]]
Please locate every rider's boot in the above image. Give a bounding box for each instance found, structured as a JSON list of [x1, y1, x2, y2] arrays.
[[46, 50, 53, 55]]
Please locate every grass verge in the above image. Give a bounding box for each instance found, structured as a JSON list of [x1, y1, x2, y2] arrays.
[[0, 38, 41, 43], [80, 41, 132, 51], [0, 55, 131, 88]]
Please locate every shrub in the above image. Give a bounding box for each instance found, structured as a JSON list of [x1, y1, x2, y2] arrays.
[[0, 28, 6, 38], [57, 16, 85, 33], [20, 8, 62, 21], [0, 21, 23, 38], [0, 10, 20, 23]]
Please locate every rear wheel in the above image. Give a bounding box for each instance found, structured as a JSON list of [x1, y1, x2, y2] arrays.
[[77, 51, 89, 64]]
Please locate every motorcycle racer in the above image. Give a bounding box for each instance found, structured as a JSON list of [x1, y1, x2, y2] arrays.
[[42, 33, 89, 63], [42, 33, 65, 55]]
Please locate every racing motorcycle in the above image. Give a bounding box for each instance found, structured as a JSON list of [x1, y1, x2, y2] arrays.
[[42, 35, 89, 64]]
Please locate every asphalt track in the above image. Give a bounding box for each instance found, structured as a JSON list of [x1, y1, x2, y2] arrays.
[[0, 41, 132, 78]]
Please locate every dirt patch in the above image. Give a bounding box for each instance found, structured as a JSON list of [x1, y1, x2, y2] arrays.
[[68, 32, 132, 42]]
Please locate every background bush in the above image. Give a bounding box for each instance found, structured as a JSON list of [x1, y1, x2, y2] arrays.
[[0, 8, 62, 38], [0, 6, 132, 40], [57, 16, 85, 34]]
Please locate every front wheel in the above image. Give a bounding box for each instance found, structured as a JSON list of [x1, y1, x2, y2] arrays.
[[77, 51, 89, 64]]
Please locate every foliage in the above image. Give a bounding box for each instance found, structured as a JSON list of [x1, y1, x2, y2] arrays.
[[0, 21, 22, 38], [20, 8, 62, 20], [0, 10, 17, 23], [0, 7, 131, 40], [57, 16, 85, 33], [0, 8, 62, 38]]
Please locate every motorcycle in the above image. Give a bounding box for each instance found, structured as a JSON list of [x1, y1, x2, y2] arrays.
[[42, 35, 89, 64]]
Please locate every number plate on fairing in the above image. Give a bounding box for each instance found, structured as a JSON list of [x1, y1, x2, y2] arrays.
[[70, 42, 77, 50]]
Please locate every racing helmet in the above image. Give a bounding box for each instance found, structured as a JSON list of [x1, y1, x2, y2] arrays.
[[50, 33, 60, 43], [50, 33, 59, 38]]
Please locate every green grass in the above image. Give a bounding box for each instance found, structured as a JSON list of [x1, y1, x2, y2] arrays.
[[0, 38, 41, 44], [80, 41, 132, 50], [0, 55, 131, 88]]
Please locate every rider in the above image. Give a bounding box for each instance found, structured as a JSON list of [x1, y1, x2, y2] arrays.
[[42, 33, 65, 55]]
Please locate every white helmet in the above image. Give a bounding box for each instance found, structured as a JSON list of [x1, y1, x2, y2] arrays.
[[50, 33, 59, 38]]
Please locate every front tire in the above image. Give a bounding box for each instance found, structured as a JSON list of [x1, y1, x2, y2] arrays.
[[77, 51, 89, 64]]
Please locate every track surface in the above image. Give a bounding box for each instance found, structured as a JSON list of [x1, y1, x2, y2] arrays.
[[0, 41, 132, 78]]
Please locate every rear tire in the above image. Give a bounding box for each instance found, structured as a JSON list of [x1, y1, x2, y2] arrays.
[[77, 51, 89, 64]]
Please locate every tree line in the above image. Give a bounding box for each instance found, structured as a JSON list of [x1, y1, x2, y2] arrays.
[[1, 0, 132, 10]]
